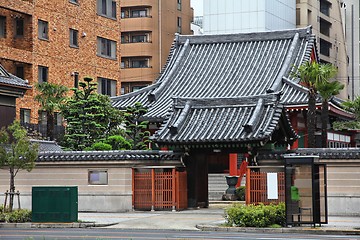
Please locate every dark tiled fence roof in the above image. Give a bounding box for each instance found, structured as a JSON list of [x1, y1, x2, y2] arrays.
[[37, 150, 182, 163]]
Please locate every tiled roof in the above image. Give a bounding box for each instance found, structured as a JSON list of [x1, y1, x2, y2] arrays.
[[153, 93, 297, 146], [37, 150, 182, 163], [112, 27, 317, 121], [31, 139, 63, 152], [257, 148, 360, 160], [0, 64, 31, 89]]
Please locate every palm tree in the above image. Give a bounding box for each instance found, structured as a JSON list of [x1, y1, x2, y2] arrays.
[[317, 80, 344, 148], [293, 62, 337, 148], [35, 82, 68, 141]]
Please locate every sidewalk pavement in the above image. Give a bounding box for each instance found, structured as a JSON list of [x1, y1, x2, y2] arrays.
[[77, 207, 360, 235], [2, 206, 360, 235]]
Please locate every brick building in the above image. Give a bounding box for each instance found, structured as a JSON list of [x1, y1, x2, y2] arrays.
[[0, 0, 193, 132], [120, 0, 193, 94], [0, 0, 121, 127]]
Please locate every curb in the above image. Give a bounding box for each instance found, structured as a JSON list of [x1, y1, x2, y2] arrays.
[[0, 222, 119, 228], [196, 225, 360, 235]]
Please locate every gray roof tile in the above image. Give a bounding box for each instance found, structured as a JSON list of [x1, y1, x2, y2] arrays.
[[112, 27, 317, 121], [0, 65, 31, 89], [153, 94, 297, 145]]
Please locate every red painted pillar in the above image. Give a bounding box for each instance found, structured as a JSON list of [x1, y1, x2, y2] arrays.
[[229, 153, 238, 176], [289, 112, 299, 150]]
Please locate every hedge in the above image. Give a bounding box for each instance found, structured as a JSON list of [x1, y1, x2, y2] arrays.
[[225, 202, 286, 227]]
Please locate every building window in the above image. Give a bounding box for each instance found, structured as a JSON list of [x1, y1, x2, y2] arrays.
[[320, 18, 331, 37], [121, 32, 150, 43], [16, 65, 24, 79], [38, 20, 48, 40], [320, 39, 332, 57], [97, 37, 116, 59], [38, 65, 48, 83], [0, 16, 5, 38], [132, 85, 146, 92], [73, 72, 79, 88], [20, 108, 31, 124], [177, 0, 182, 11], [320, 0, 331, 16], [97, 0, 116, 19], [177, 17, 182, 33], [131, 9, 147, 18], [15, 18, 24, 37], [69, 28, 79, 47], [97, 77, 116, 96], [121, 57, 150, 68], [38, 111, 47, 125], [88, 170, 108, 185], [54, 112, 62, 126]]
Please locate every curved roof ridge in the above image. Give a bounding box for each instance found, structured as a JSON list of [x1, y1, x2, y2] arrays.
[[148, 39, 191, 102], [177, 26, 312, 45], [267, 32, 300, 93]]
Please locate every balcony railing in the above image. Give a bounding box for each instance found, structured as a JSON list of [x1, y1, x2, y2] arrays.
[[21, 122, 65, 141]]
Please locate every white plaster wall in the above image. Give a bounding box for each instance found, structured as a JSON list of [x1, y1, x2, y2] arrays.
[[0, 165, 133, 212]]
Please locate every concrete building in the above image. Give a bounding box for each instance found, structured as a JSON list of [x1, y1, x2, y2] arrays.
[[341, 0, 359, 99], [203, 0, 296, 34], [199, 0, 348, 99], [296, 0, 348, 99], [0, 0, 121, 128], [120, 0, 193, 94]]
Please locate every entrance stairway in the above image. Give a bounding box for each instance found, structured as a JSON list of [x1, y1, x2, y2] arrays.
[[208, 173, 228, 201]]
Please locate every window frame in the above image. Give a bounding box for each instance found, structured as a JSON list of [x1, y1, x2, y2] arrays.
[[38, 65, 48, 83], [177, 0, 182, 11], [15, 65, 25, 79], [15, 18, 24, 37], [97, 77, 117, 96], [20, 108, 31, 124], [0, 16, 5, 38], [177, 17, 182, 33], [69, 28, 79, 48], [88, 170, 108, 185], [38, 19, 49, 40], [97, 0, 117, 19], [73, 72, 79, 88], [97, 37, 117, 59]]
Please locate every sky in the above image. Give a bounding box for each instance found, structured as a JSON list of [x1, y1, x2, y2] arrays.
[[191, 0, 203, 16]]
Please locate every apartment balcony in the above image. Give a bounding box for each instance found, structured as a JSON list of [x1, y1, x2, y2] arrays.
[[120, 67, 156, 82], [120, 0, 155, 7], [121, 42, 154, 56], [21, 123, 65, 141], [120, 17, 153, 32]]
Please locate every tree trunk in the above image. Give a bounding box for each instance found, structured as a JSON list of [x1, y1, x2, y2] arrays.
[[321, 100, 329, 148], [47, 111, 54, 141], [307, 89, 317, 148], [9, 167, 15, 212]]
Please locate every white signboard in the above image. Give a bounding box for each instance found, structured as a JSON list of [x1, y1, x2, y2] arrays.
[[267, 173, 278, 200]]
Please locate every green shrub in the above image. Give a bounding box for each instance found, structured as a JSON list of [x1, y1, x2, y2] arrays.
[[0, 208, 32, 223], [225, 202, 285, 228], [89, 142, 112, 151], [235, 186, 246, 201], [105, 135, 132, 150]]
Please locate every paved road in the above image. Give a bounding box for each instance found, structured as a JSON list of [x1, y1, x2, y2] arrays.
[[2, 228, 360, 240]]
